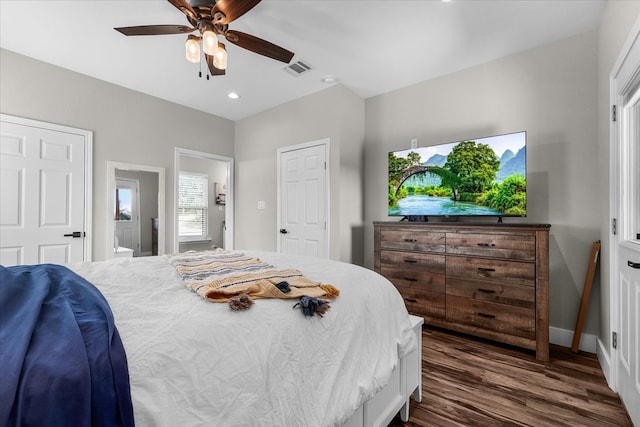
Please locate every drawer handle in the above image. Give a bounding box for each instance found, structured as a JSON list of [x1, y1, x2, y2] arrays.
[[628, 260, 640, 269], [404, 277, 417, 282], [477, 243, 496, 247], [477, 267, 496, 272], [404, 238, 418, 242], [477, 288, 496, 294], [404, 259, 418, 263], [476, 312, 496, 319], [404, 298, 418, 303]]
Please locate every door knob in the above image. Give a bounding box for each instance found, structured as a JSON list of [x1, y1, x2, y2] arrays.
[[279, 229, 289, 234], [63, 231, 84, 238], [628, 260, 640, 269]]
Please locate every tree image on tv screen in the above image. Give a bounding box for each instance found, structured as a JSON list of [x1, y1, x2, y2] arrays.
[[388, 140, 526, 216]]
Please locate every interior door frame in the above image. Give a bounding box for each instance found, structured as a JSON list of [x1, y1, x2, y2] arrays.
[[174, 147, 234, 252], [0, 113, 93, 261], [115, 177, 141, 256], [106, 161, 165, 259], [607, 15, 640, 392], [276, 138, 330, 256]]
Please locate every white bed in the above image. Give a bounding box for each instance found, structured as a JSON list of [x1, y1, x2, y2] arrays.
[[70, 250, 421, 427]]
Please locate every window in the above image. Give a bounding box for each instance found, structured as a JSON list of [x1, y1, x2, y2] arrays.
[[114, 188, 132, 221], [178, 173, 209, 241]]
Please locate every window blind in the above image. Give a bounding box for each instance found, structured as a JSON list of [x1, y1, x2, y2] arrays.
[[178, 173, 208, 239]]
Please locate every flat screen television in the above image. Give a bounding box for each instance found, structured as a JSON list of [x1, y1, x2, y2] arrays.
[[388, 131, 526, 219]]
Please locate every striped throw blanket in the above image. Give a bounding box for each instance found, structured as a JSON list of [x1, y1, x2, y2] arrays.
[[170, 250, 339, 303]]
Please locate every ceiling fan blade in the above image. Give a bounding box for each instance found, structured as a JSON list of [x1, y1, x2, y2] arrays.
[[224, 30, 294, 63], [205, 54, 226, 76], [212, 0, 261, 24], [167, 0, 198, 20], [114, 25, 195, 36]]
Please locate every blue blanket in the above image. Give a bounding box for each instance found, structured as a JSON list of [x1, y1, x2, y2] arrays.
[[0, 264, 134, 427]]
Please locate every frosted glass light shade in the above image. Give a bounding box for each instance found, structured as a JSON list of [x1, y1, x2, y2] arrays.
[[213, 43, 227, 70], [185, 36, 200, 63], [202, 30, 218, 55]]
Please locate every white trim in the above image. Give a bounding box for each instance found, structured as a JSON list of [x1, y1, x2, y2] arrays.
[[0, 113, 93, 262], [549, 327, 597, 354], [597, 337, 614, 389], [85, 126, 93, 262], [174, 147, 234, 253], [608, 67, 620, 393], [276, 138, 330, 257], [608, 14, 640, 394], [106, 161, 165, 260], [115, 177, 141, 256]]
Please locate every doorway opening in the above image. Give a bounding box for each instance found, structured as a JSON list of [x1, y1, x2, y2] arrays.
[[106, 161, 165, 259], [174, 148, 234, 253]]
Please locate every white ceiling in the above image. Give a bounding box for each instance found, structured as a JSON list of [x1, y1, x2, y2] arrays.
[[0, 0, 606, 121]]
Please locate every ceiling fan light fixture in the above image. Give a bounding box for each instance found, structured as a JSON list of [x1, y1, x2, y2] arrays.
[[185, 35, 201, 63], [202, 29, 219, 56], [213, 42, 228, 70], [116, 1, 295, 78]]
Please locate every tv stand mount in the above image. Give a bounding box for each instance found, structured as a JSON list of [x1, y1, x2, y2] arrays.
[[406, 215, 427, 222]]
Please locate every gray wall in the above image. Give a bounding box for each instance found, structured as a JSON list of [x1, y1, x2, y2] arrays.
[[364, 31, 600, 336], [596, 1, 640, 351], [234, 84, 365, 263], [0, 49, 235, 260]]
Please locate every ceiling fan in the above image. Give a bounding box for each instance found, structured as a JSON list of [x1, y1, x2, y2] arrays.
[[114, 0, 295, 77]]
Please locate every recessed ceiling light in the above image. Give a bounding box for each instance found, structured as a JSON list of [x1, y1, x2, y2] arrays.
[[321, 75, 338, 84], [227, 92, 240, 100]]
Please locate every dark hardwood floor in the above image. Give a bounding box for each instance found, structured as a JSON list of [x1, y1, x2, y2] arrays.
[[391, 326, 633, 427]]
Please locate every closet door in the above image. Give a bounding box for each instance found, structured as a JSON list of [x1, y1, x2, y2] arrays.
[[0, 115, 91, 265]]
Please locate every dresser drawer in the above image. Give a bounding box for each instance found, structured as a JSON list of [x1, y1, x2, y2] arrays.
[[380, 229, 445, 253], [380, 250, 445, 274], [446, 232, 535, 260], [446, 256, 534, 287], [397, 286, 445, 319], [381, 266, 445, 293], [446, 295, 535, 339], [446, 277, 534, 309]]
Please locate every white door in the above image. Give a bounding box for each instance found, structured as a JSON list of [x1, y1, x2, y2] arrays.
[[615, 73, 640, 426], [0, 116, 92, 265], [278, 140, 328, 258], [115, 178, 140, 256], [611, 22, 640, 426]]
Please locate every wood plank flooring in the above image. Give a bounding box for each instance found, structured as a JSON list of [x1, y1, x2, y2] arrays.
[[390, 326, 632, 427]]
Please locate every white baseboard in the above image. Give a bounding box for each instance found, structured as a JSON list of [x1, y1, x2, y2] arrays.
[[549, 326, 597, 354], [597, 338, 616, 391], [140, 251, 152, 257]]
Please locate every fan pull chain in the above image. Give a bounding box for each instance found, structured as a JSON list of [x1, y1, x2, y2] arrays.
[[197, 51, 209, 80]]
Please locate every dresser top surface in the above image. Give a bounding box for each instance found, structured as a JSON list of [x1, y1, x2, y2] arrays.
[[374, 221, 551, 231]]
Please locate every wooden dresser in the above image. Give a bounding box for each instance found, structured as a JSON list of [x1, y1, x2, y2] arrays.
[[374, 221, 550, 362]]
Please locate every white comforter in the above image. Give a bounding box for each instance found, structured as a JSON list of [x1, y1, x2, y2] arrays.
[[71, 251, 416, 427]]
